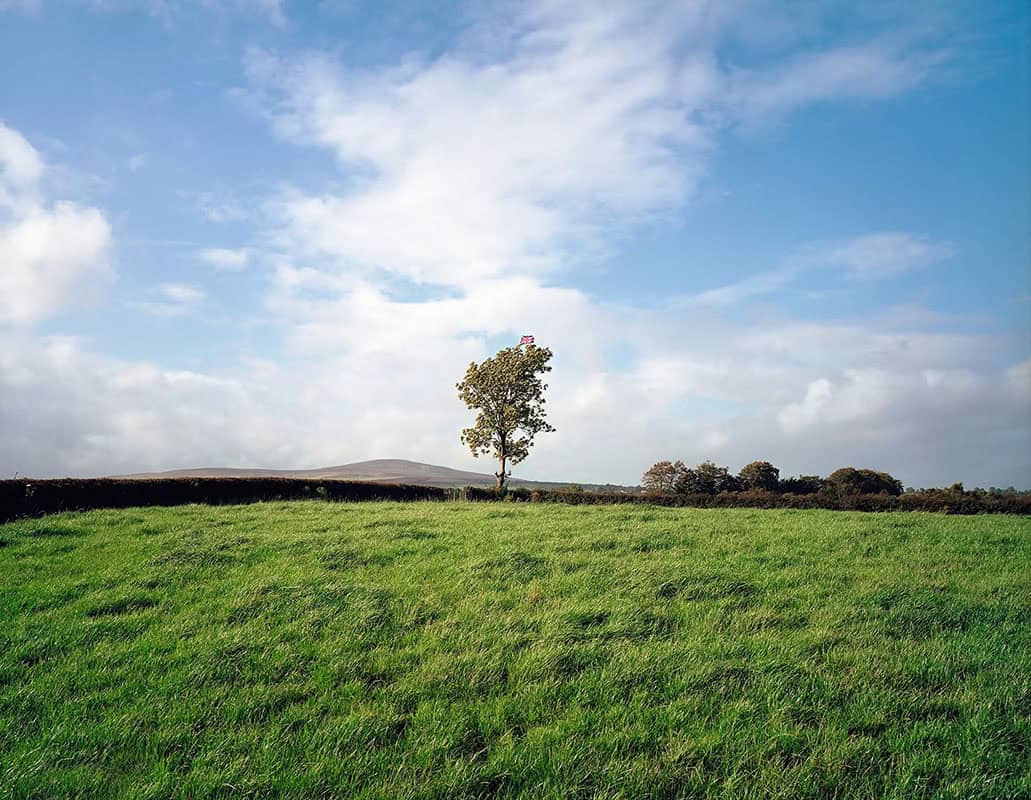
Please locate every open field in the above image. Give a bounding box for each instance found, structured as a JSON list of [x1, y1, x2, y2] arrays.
[[1, 503, 1029, 799]]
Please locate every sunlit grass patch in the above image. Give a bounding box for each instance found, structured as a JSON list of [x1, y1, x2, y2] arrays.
[[0, 502, 1028, 799]]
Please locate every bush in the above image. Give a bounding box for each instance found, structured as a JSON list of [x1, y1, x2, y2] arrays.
[[778, 475, 824, 494], [486, 487, 1030, 514], [738, 461, 780, 492], [826, 467, 903, 496], [676, 462, 740, 494]]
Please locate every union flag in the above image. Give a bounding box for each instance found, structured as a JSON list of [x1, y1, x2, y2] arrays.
[[519, 335, 535, 345]]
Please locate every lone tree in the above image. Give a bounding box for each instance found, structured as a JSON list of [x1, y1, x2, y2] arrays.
[[457, 343, 556, 490]]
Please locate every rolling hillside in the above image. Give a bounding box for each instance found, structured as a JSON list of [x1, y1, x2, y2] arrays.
[[116, 458, 633, 491]]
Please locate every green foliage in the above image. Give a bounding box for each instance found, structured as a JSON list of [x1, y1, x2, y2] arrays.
[[456, 344, 555, 489], [4, 476, 1029, 520], [676, 461, 741, 494], [641, 460, 687, 494], [738, 460, 780, 491], [639, 460, 913, 500], [0, 477, 445, 522], [827, 467, 904, 496], [779, 474, 825, 495], [1, 503, 1029, 798]]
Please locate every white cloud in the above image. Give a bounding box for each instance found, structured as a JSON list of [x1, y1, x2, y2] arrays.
[[159, 282, 204, 304], [126, 153, 148, 171], [0, 121, 113, 326], [200, 3, 1018, 487], [2, 273, 1028, 487], [775, 364, 1030, 486], [257, 253, 1030, 487], [249, 19, 709, 285], [199, 247, 250, 270], [686, 231, 953, 306], [727, 39, 946, 124], [0, 122, 43, 190], [0, 334, 290, 477], [133, 282, 205, 316], [1, 3, 1025, 490], [779, 376, 845, 434], [242, 1, 948, 295], [686, 265, 800, 307], [821, 232, 953, 279]]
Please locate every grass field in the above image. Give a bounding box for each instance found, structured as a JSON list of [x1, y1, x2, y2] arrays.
[[1, 502, 1029, 799]]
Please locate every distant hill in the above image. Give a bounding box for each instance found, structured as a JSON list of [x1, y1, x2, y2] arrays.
[[115, 458, 636, 492]]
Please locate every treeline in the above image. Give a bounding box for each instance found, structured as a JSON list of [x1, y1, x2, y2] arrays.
[[628, 459, 1031, 513], [1, 472, 1028, 522], [642, 460, 903, 496], [466, 485, 1031, 514]]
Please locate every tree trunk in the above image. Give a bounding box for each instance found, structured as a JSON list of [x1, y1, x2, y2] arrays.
[[495, 455, 507, 491]]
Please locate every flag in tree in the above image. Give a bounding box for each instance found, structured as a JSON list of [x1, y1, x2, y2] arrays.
[[519, 335, 535, 345]]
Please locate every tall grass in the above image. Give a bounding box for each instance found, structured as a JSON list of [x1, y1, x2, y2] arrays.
[[1, 503, 1028, 799]]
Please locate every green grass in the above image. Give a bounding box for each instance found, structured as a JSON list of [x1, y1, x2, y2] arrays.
[[1, 502, 1029, 799]]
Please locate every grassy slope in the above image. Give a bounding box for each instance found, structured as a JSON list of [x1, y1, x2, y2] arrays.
[[0, 503, 1028, 800]]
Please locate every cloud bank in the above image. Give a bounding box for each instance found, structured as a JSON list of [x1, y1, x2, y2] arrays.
[[0, 122, 112, 326], [0, 2, 1027, 489]]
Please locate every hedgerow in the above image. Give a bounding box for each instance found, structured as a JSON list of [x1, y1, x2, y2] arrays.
[[0, 478, 447, 522], [1, 478, 1027, 521]]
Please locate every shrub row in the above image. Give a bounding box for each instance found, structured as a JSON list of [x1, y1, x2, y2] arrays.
[[464, 486, 1031, 514], [0, 478, 448, 523], [1, 479, 1028, 522]]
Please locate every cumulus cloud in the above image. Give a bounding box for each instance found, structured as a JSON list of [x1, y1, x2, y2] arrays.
[[0, 334, 290, 477], [779, 365, 1029, 438], [1, 3, 1026, 490], [247, 21, 707, 285], [0, 121, 112, 326], [260, 254, 1030, 487], [208, 3, 1023, 487], [773, 364, 1030, 486], [2, 298, 1026, 487], [245, 1, 947, 290]]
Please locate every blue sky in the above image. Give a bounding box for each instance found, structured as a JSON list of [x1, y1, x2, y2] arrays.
[[1, 0, 1028, 486]]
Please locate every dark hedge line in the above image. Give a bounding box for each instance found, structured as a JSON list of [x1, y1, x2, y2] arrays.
[[1, 479, 1028, 522], [464, 486, 1031, 514], [0, 478, 448, 523]]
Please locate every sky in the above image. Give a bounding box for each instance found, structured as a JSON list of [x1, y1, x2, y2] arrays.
[[0, 0, 1029, 488]]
